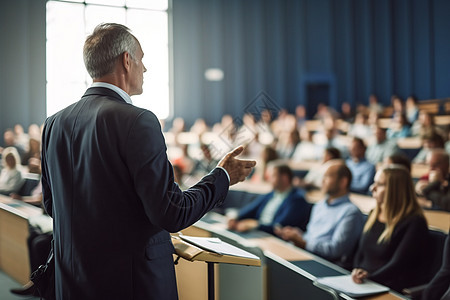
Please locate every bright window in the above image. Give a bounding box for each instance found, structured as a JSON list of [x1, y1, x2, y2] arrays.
[[46, 0, 171, 119]]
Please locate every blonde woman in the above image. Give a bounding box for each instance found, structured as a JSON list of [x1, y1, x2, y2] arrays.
[[351, 164, 429, 292], [0, 147, 24, 195]]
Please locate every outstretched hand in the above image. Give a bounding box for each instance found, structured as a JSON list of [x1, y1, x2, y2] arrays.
[[218, 146, 256, 186]]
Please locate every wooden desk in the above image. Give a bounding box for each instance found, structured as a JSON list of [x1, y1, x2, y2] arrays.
[[411, 164, 428, 179], [0, 195, 43, 284], [418, 101, 440, 114], [305, 190, 376, 215], [288, 160, 322, 172], [435, 115, 450, 126], [423, 210, 450, 233], [230, 180, 272, 194], [378, 118, 392, 129], [396, 137, 422, 149]]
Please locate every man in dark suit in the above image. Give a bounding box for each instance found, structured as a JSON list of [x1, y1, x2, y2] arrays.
[[227, 164, 311, 235], [41, 23, 255, 300], [422, 233, 450, 300]]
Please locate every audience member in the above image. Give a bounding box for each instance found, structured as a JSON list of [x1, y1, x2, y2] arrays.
[[352, 165, 429, 293], [27, 123, 42, 141], [0, 147, 24, 195], [340, 102, 355, 123], [291, 127, 322, 162], [346, 137, 376, 194], [276, 162, 364, 267], [317, 128, 349, 158], [298, 148, 342, 190], [412, 131, 445, 164], [422, 233, 450, 300], [405, 95, 419, 124], [256, 109, 275, 137], [387, 113, 411, 139], [169, 117, 185, 135], [276, 128, 300, 159], [366, 126, 400, 165], [228, 164, 311, 235], [1, 128, 25, 158], [22, 138, 41, 167], [383, 153, 411, 172], [295, 105, 307, 128], [347, 112, 371, 139], [411, 111, 444, 138], [190, 118, 209, 136], [390, 95, 404, 119], [368, 94, 383, 115], [14, 124, 30, 152], [415, 149, 450, 211]]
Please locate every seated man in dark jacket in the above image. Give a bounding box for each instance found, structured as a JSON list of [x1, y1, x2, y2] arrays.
[[416, 149, 450, 212], [227, 163, 311, 235]]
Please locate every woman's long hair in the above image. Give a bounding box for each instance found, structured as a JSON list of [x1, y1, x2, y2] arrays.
[[363, 164, 425, 243]]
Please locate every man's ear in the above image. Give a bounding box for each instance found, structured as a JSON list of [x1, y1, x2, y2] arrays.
[[122, 52, 131, 72]]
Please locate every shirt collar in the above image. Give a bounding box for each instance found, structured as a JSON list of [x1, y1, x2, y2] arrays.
[[91, 82, 133, 105], [274, 187, 293, 198], [325, 194, 350, 206]]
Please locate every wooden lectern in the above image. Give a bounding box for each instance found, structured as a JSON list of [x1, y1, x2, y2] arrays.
[[172, 234, 261, 300]]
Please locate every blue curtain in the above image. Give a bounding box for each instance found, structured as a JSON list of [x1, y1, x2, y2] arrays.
[[172, 0, 450, 126]]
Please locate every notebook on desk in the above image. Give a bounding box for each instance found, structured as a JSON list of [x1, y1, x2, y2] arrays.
[[314, 275, 390, 298], [172, 235, 261, 266]]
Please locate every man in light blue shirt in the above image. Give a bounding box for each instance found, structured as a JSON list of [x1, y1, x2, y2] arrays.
[[366, 126, 400, 165], [346, 137, 376, 194], [276, 161, 364, 267]]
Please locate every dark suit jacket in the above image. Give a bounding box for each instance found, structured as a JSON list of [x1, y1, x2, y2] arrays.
[[422, 234, 450, 300], [41, 87, 229, 300], [237, 187, 311, 234]]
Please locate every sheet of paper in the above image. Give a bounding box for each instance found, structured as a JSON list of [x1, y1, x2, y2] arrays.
[[315, 275, 389, 297], [180, 235, 259, 260]]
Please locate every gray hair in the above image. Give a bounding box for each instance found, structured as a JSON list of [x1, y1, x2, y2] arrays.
[[83, 23, 138, 79]]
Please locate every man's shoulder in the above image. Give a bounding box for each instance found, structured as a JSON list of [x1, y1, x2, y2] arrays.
[[285, 188, 307, 202]]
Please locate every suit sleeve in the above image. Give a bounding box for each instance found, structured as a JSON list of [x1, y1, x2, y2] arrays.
[[125, 111, 229, 232]]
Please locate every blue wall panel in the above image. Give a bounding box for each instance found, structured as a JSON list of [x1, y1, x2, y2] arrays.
[[372, 0, 393, 103], [172, 0, 450, 127], [433, 0, 450, 98]]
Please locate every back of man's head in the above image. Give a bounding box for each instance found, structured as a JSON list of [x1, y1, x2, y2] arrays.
[[428, 149, 450, 175], [83, 23, 138, 79], [274, 164, 294, 183], [350, 137, 366, 159], [336, 163, 352, 191], [422, 131, 445, 149], [375, 126, 387, 143]]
